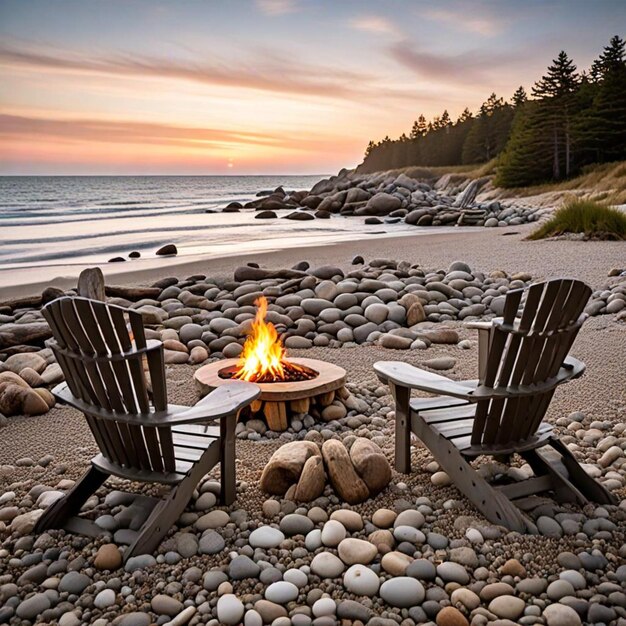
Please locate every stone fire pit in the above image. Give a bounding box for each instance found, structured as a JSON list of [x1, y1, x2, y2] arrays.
[[194, 357, 347, 431]]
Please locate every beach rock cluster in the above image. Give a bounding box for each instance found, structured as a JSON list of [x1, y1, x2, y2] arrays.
[[0, 353, 60, 419], [233, 170, 548, 228], [0, 258, 621, 427], [586, 272, 626, 321], [260, 438, 391, 504]]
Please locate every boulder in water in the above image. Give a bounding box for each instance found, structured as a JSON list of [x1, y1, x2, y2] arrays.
[[156, 244, 178, 256]]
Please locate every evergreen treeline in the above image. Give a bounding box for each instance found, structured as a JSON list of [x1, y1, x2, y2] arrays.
[[359, 36, 626, 187]]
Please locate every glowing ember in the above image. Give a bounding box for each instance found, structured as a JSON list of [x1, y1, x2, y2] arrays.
[[229, 296, 317, 383]]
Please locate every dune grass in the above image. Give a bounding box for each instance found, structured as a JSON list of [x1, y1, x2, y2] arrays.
[[528, 198, 626, 240], [502, 161, 626, 204], [354, 159, 498, 181]]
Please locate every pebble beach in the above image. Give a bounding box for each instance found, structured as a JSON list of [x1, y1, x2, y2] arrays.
[[1, 212, 626, 626]]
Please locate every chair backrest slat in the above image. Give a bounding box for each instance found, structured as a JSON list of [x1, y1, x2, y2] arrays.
[[159, 427, 176, 472], [472, 288, 523, 445], [112, 307, 151, 413], [44, 296, 174, 475], [472, 278, 590, 449], [43, 302, 97, 405]]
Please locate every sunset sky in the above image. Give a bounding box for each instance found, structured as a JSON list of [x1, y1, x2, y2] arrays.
[[1, 0, 624, 175]]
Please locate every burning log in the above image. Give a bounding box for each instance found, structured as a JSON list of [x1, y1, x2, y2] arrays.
[[222, 296, 318, 384]]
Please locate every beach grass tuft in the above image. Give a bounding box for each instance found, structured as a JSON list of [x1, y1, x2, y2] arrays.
[[528, 198, 626, 241]]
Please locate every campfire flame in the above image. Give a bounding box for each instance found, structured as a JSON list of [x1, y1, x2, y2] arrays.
[[232, 296, 316, 383]]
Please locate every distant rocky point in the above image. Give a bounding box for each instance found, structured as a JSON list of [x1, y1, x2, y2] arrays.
[[227, 170, 548, 229]]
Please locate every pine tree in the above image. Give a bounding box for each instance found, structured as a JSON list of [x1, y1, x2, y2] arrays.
[[575, 36, 626, 164], [596, 35, 625, 75], [495, 101, 553, 186], [461, 93, 512, 163], [512, 86, 527, 107], [457, 108, 473, 124], [410, 114, 428, 139], [430, 115, 442, 131], [532, 51, 579, 178]]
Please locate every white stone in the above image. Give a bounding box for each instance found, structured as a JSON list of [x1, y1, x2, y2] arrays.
[[244, 609, 263, 626], [337, 538, 377, 565], [248, 526, 285, 549], [265, 581, 298, 604], [311, 553, 345, 578], [283, 569, 308, 588], [305, 529, 322, 551], [379, 577, 425, 608], [489, 596, 525, 620], [543, 604, 582, 626], [343, 564, 380, 596], [312, 597, 336, 617], [321, 520, 346, 547], [94, 589, 116, 609], [36, 490, 65, 509], [217, 594, 244, 625]]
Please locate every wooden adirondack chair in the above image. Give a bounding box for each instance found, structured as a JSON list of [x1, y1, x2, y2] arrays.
[[374, 278, 617, 533], [34, 296, 260, 560]]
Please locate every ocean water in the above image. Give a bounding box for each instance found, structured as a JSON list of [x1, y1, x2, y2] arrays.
[[0, 175, 449, 290]]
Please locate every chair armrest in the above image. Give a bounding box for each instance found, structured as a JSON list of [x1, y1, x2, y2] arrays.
[[471, 356, 586, 399], [170, 382, 261, 425], [52, 381, 261, 426], [464, 321, 492, 330], [374, 361, 476, 401]]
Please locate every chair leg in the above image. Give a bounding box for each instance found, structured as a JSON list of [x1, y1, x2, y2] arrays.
[[220, 412, 237, 506], [125, 442, 221, 561], [390, 382, 411, 474], [548, 437, 618, 505], [413, 416, 534, 533], [34, 464, 108, 533], [520, 447, 588, 505]]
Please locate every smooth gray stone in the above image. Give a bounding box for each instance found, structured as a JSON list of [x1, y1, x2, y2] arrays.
[[229, 555, 260, 580]]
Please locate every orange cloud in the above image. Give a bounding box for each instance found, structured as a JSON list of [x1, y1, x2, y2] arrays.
[[0, 113, 364, 173], [0, 43, 417, 104]]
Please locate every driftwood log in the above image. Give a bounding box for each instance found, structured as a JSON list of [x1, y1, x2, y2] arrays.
[[233, 266, 308, 282], [0, 323, 52, 350], [77, 268, 106, 301], [104, 285, 162, 300], [0, 295, 42, 312]]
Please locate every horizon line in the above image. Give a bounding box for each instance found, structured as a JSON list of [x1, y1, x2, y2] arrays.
[[0, 172, 334, 178]]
